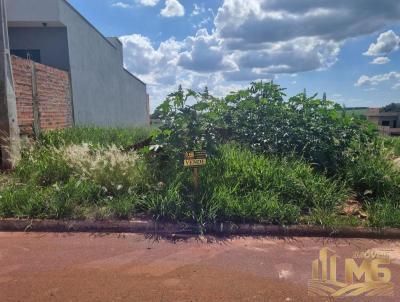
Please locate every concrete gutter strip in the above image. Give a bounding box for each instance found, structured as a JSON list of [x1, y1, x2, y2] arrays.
[[0, 219, 196, 234], [1, 219, 400, 239]]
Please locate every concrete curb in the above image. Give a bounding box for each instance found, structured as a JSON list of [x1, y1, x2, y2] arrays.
[[1, 219, 400, 239]]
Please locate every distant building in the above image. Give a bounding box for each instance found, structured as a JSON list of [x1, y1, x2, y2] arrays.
[[5, 0, 150, 127], [365, 108, 400, 136]]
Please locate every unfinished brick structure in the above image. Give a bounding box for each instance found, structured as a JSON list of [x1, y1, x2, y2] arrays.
[[11, 55, 73, 136]]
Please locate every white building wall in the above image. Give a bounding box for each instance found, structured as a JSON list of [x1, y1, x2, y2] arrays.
[[6, 0, 149, 126]]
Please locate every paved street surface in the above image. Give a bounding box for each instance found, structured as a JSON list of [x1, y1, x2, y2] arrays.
[[1, 232, 400, 301]]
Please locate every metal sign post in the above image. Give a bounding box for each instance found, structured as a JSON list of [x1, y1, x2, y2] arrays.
[[184, 151, 207, 192]]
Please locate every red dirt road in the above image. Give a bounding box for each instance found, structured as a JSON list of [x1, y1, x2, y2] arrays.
[[1, 233, 400, 301]]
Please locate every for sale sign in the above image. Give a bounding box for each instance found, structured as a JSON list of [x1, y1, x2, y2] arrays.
[[184, 150, 207, 167]]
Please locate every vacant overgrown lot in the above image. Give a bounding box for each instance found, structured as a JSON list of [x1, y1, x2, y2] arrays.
[[1, 82, 400, 228]]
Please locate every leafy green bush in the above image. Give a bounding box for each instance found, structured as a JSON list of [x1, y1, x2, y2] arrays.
[[39, 126, 151, 149], [154, 82, 376, 174], [3, 87, 400, 229], [381, 103, 400, 112], [153, 86, 222, 159]]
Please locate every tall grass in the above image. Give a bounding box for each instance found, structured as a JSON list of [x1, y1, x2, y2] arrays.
[[1, 129, 157, 219], [63, 144, 152, 196], [0, 184, 51, 218], [139, 145, 348, 225], [0, 172, 12, 191], [338, 139, 400, 228], [341, 142, 400, 202], [15, 146, 72, 186], [381, 136, 400, 157], [198, 145, 348, 225], [367, 198, 400, 228], [1, 141, 350, 226], [3, 126, 400, 229], [39, 126, 151, 148]]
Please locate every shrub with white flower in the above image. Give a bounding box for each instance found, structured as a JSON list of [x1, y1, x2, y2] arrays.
[[62, 144, 149, 196]]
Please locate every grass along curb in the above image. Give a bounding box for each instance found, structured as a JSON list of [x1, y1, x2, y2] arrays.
[[1, 219, 400, 239]]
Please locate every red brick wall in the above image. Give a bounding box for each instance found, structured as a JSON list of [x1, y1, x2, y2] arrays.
[[11, 56, 73, 135]]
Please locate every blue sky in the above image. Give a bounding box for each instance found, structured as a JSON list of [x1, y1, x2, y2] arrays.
[[67, 0, 400, 111]]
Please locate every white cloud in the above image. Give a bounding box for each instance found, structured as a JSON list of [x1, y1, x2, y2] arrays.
[[112, 2, 133, 9], [120, 34, 186, 111], [392, 82, 400, 90], [114, 0, 160, 9], [370, 56, 390, 65], [120, 34, 182, 84], [190, 3, 206, 17], [191, 4, 213, 29], [161, 0, 185, 17], [191, 4, 205, 16], [355, 72, 400, 88], [233, 37, 340, 75], [223, 68, 273, 82], [178, 29, 236, 72], [137, 0, 159, 6], [194, 16, 211, 29], [210, 0, 400, 80], [364, 30, 400, 56], [119, 0, 400, 109], [120, 32, 245, 111], [215, 0, 400, 47]]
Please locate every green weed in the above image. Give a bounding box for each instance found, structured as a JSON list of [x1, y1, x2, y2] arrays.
[[199, 145, 348, 224], [367, 198, 400, 228], [146, 145, 348, 225], [15, 147, 72, 186], [0, 184, 51, 218], [342, 142, 400, 202], [39, 126, 151, 149], [381, 136, 400, 157]]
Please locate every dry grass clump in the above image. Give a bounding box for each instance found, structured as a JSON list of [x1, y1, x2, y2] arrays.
[[1, 140, 154, 219], [63, 144, 148, 196]]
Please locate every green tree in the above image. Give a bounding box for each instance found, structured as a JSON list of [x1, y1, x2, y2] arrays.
[[153, 82, 376, 174], [381, 103, 400, 112]]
